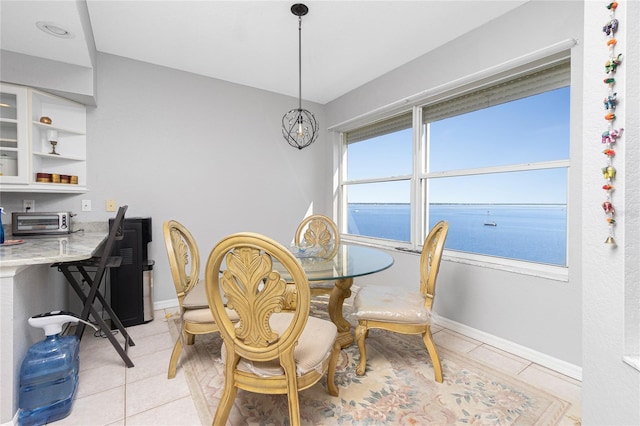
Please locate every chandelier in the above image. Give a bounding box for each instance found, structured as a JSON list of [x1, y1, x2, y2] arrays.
[[282, 3, 319, 150]]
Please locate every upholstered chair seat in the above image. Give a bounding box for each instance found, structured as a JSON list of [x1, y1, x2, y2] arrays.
[[223, 313, 337, 377], [354, 289, 431, 324], [181, 282, 208, 309]]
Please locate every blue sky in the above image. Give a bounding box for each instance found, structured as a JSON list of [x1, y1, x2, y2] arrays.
[[347, 87, 570, 204]]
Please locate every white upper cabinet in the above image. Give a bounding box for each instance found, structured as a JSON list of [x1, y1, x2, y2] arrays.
[[0, 83, 87, 193], [0, 83, 29, 184]]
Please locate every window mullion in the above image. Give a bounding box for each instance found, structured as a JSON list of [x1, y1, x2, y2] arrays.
[[343, 175, 412, 185], [422, 159, 570, 179], [413, 106, 424, 249]]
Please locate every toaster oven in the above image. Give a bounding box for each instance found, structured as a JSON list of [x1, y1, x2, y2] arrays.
[[12, 212, 73, 236]]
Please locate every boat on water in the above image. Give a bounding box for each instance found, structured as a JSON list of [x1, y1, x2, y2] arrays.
[[484, 211, 497, 226]]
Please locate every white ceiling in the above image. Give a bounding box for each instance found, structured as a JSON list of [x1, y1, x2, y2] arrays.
[[0, 1, 528, 104]]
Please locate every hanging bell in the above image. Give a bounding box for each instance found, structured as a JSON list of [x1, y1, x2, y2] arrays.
[[605, 236, 617, 245]]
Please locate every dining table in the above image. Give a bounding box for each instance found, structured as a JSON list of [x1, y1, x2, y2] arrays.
[[276, 243, 394, 348]]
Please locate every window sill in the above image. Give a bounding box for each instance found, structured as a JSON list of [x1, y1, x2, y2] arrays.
[[442, 251, 569, 282], [340, 236, 569, 281]]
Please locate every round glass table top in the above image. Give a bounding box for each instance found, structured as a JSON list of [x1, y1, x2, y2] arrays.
[[278, 244, 394, 281]]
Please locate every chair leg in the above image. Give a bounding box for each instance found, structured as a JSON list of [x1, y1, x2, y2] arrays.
[[281, 353, 301, 426], [423, 326, 443, 383], [168, 335, 183, 379], [213, 359, 239, 426], [186, 332, 195, 345], [326, 340, 340, 396], [355, 322, 368, 376]]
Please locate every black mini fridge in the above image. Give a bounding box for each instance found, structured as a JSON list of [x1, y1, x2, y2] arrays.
[[109, 217, 154, 327]]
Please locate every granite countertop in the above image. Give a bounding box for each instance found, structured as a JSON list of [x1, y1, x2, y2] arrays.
[[0, 231, 107, 268]]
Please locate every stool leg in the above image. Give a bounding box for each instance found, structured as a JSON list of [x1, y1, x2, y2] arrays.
[[57, 264, 135, 367]]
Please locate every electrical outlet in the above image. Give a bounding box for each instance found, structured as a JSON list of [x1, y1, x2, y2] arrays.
[[106, 199, 117, 212], [23, 200, 35, 212], [81, 200, 92, 212]]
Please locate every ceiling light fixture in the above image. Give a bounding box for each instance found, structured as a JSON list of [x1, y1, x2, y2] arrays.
[[36, 21, 74, 39], [282, 3, 319, 150]]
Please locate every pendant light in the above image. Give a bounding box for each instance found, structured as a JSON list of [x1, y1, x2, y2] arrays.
[[282, 3, 319, 150]]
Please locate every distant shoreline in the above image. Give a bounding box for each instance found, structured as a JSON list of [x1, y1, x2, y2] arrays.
[[349, 202, 566, 206]]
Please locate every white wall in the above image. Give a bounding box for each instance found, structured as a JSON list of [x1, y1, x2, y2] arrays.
[[582, 1, 640, 424], [326, 1, 583, 370]]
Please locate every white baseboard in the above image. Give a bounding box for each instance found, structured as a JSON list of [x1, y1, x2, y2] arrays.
[[153, 298, 179, 311], [432, 313, 582, 381]]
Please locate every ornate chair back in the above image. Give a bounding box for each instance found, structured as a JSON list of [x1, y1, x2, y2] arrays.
[[164, 220, 201, 310], [294, 214, 340, 259], [420, 220, 449, 311], [205, 232, 339, 425]]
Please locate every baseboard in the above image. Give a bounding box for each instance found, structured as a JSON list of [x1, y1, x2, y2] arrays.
[[153, 298, 179, 311], [432, 313, 583, 381]]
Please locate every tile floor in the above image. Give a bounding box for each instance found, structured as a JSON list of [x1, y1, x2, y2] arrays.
[[51, 309, 582, 425]]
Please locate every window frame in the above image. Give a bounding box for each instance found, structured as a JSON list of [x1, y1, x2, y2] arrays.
[[335, 50, 573, 279]]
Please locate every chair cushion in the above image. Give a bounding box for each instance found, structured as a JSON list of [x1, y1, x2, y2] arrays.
[[353, 287, 431, 324], [224, 313, 337, 377], [182, 281, 208, 309], [183, 306, 239, 324]]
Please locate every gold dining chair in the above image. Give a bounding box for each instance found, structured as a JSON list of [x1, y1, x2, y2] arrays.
[[205, 232, 340, 426], [294, 214, 340, 260], [163, 220, 238, 379], [353, 220, 449, 382], [292, 214, 340, 300]]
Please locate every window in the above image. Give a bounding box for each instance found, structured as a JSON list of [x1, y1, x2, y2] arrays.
[[343, 114, 413, 243], [339, 58, 570, 267]]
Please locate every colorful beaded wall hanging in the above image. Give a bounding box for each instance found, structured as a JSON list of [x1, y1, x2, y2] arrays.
[[602, 1, 623, 245]]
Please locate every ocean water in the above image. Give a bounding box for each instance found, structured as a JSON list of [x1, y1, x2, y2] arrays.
[[347, 203, 567, 266]]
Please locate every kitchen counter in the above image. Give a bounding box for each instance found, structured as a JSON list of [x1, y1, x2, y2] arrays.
[[0, 232, 107, 267], [0, 231, 107, 424]]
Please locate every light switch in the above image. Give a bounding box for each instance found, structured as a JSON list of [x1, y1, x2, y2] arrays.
[[106, 200, 117, 212]]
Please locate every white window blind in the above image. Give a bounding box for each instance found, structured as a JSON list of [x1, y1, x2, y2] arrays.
[[345, 111, 412, 144], [423, 60, 570, 123]]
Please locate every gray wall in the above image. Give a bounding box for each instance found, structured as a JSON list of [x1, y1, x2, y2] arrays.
[[327, 1, 640, 423], [326, 0, 583, 368], [3, 1, 639, 422], [1, 52, 332, 304], [87, 53, 331, 303]]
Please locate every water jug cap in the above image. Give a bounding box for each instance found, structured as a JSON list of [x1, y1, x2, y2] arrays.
[[28, 311, 97, 336]]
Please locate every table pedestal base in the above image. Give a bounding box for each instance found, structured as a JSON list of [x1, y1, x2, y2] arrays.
[[284, 277, 355, 348], [328, 277, 354, 348]]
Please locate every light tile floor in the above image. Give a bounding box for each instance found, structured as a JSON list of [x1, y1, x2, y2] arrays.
[[51, 309, 581, 425]]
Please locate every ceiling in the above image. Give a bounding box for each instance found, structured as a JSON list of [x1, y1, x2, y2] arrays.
[[0, 1, 528, 104]]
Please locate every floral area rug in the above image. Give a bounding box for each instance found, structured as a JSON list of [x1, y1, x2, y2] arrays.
[[170, 296, 567, 425]]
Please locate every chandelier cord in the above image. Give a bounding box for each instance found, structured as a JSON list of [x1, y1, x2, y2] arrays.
[[297, 15, 302, 111]]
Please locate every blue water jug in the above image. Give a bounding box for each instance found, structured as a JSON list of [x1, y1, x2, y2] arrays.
[[18, 311, 94, 426], [1, 207, 5, 244]]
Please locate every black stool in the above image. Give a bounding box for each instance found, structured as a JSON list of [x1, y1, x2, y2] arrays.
[[53, 205, 136, 367]]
